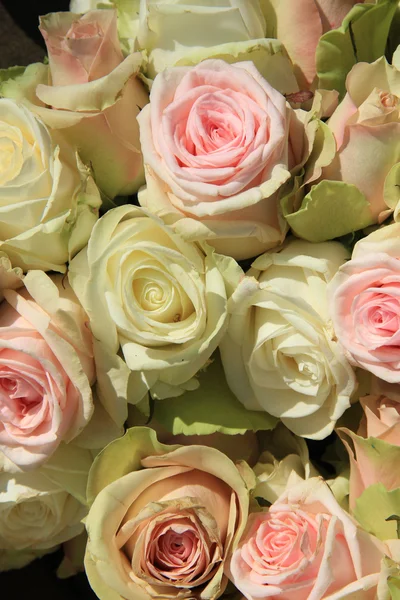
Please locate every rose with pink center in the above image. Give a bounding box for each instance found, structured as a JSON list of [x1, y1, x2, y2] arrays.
[[0, 271, 95, 468], [138, 59, 292, 260], [328, 223, 400, 382], [84, 427, 250, 600], [228, 478, 386, 600]]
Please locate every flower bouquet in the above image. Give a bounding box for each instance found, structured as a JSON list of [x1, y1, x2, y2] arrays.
[[1, 0, 400, 598]]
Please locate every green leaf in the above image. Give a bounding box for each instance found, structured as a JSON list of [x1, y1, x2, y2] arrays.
[[152, 353, 278, 437], [353, 483, 400, 540], [0, 65, 26, 85], [316, 0, 398, 99], [285, 180, 373, 242]]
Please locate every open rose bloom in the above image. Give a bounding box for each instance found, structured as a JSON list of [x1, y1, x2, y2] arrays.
[[138, 59, 292, 260], [0, 271, 95, 468], [84, 427, 251, 600], [328, 222, 400, 382], [228, 478, 388, 600]]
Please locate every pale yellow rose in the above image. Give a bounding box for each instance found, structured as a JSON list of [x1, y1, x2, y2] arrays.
[[0, 98, 100, 272], [69, 205, 231, 401]]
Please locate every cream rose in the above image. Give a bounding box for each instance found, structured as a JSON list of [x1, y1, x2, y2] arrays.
[[227, 477, 387, 600], [0, 460, 86, 555], [69, 205, 229, 400], [138, 59, 292, 260], [0, 98, 100, 272], [137, 0, 266, 77], [84, 427, 251, 600], [0, 270, 95, 468], [220, 239, 357, 439]]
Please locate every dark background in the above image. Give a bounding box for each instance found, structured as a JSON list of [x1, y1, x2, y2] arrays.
[[0, 0, 70, 68]]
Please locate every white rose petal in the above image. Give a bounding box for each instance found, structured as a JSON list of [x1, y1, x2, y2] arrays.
[[220, 240, 357, 439]]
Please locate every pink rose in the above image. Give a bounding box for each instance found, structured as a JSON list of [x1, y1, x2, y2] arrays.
[[138, 59, 292, 260], [263, 0, 363, 88], [0, 271, 95, 468], [322, 58, 400, 224], [228, 477, 386, 600], [4, 10, 149, 199], [328, 223, 400, 383], [358, 379, 400, 446]]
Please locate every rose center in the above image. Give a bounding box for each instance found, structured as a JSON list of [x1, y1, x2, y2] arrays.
[[0, 371, 43, 426], [379, 91, 399, 108], [66, 20, 102, 40], [156, 529, 197, 568], [0, 125, 24, 185]]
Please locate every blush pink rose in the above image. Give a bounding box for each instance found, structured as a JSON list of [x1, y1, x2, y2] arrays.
[[228, 477, 386, 600], [0, 271, 95, 468], [358, 379, 400, 446], [8, 10, 149, 199], [328, 223, 400, 383], [322, 59, 400, 224], [138, 59, 292, 260]]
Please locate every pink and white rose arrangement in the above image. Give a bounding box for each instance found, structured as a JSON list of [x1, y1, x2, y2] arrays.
[[0, 1, 400, 598]]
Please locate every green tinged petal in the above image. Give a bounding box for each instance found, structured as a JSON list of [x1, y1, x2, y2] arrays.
[[285, 180, 373, 242], [388, 576, 400, 600], [316, 0, 398, 99], [41, 444, 93, 506], [152, 352, 278, 437], [172, 39, 298, 95], [87, 427, 176, 506], [353, 483, 400, 540]]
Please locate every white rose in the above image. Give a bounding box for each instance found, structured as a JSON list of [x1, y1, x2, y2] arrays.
[[0, 464, 86, 553], [0, 98, 100, 272], [137, 0, 266, 77], [69, 205, 231, 400], [220, 239, 357, 439]]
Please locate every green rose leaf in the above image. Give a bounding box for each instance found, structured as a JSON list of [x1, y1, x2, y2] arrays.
[[353, 483, 400, 540], [285, 180, 373, 242], [0, 65, 26, 84], [152, 353, 278, 437], [316, 0, 398, 99]]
